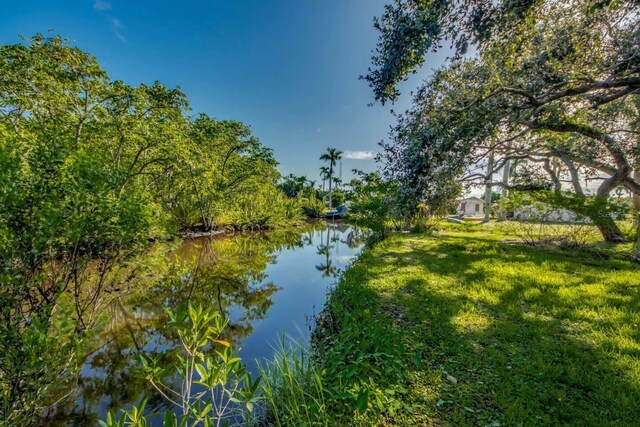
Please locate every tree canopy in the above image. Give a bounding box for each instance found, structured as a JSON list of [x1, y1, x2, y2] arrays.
[[0, 34, 300, 423], [368, 0, 639, 241]]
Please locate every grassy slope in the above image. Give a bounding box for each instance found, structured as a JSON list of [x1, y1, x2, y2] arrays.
[[321, 225, 640, 426]]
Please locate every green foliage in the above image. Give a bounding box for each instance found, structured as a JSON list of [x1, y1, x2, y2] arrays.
[[101, 303, 261, 427], [0, 306, 81, 426], [279, 174, 318, 199], [277, 174, 329, 218], [371, 1, 639, 242], [217, 184, 303, 230], [172, 115, 290, 231], [0, 34, 152, 424], [300, 194, 326, 218], [365, 0, 631, 103], [313, 295, 409, 424], [348, 171, 400, 237], [0, 33, 296, 238], [257, 338, 329, 426], [98, 398, 149, 427], [0, 33, 295, 425]]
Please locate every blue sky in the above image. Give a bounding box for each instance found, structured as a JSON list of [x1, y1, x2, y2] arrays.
[[0, 0, 447, 181]]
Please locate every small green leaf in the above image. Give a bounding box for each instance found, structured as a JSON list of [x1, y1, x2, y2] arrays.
[[356, 389, 369, 412], [163, 411, 177, 427]]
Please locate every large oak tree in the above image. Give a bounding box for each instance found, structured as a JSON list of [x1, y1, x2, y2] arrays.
[[367, 0, 639, 242]]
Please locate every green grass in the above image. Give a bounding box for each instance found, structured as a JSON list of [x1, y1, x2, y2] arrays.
[[257, 337, 329, 427], [312, 223, 640, 426]]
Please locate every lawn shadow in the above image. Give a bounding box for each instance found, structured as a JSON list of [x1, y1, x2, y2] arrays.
[[358, 233, 640, 426]]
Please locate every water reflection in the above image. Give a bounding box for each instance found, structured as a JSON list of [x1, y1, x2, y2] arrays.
[[44, 221, 366, 426]]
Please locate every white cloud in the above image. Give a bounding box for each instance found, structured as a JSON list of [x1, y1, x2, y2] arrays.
[[108, 16, 126, 42], [92, 1, 125, 42], [335, 255, 356, 264], [343, 150, 376, 160], [93, 0, 112, 10]]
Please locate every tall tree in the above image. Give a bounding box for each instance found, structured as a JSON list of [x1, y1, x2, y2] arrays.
[[483, 151, 495, 223], [0, 33, 298, 423], [369, 0, 640, 241], [319, 166, 330, 192], [320, 147, 343, 209]]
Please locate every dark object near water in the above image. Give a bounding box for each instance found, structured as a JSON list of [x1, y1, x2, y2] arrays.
[[324, 204, 348, 219]]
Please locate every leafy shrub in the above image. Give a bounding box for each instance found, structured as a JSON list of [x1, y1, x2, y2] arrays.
[[300, 194, 326, 218], [349, 172, 397, 238], [100, 303, 261, 427], [219, 184, 303, 230]]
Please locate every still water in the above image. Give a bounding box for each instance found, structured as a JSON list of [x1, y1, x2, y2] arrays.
[[45, 220, 366, 425]]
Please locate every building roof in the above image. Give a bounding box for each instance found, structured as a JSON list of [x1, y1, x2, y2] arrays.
[[460, 196, 485, 203]]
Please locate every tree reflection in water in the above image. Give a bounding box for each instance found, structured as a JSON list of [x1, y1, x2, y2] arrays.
[[43, 221, 366, 426], [316, 222, 367, 278]]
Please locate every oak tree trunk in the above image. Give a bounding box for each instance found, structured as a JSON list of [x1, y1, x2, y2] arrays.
[[483, 152, 495, 222], [586, 197, 625, 243], [498, 158, 510, 221], [634, 168, 640, 258]]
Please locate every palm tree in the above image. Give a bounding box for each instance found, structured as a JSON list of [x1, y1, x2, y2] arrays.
[[296, 175, 308, 197], [319, 147, 343, 209], [332, 176, 342, 191], [319, 166, 330, 192]]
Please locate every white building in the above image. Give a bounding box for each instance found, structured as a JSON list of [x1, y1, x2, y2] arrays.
[[512, 201, 629, 223], [457, 196, 485, 217], [512, 204, 583, 222]]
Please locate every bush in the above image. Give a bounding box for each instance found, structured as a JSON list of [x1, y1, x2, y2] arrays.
[[221, 185, 303, 230], [100, 303, 261, 427], [499, 220, 598, 247], [300, 194, 326, 218]]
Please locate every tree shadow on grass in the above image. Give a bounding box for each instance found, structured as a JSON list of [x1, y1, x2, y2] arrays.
[[332, 234, 640, 426]]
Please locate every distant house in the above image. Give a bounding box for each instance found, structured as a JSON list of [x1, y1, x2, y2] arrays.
[[457, 196, 484, 217]]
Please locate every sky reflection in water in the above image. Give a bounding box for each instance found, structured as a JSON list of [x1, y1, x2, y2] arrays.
[[45, 221, 365, 426]]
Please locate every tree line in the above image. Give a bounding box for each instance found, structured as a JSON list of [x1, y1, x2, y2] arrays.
[[0, 34, 300, 424]]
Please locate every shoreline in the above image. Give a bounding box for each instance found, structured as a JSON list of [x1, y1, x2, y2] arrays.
[[306, 225, 640, 425]]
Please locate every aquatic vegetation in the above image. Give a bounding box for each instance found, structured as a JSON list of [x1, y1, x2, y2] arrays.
[[257, 337, 329, 427], [39, 222, 362, 424], [99, 303, 261, 427]]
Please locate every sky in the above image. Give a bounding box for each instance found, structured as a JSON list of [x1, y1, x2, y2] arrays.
[[0, 0, 447, 182]]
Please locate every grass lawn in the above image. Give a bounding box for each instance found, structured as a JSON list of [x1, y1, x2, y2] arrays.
[[316, 224, 640, 426]]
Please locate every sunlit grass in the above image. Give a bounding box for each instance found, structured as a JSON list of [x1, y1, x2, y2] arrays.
[[314, 223, 640, 425]]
